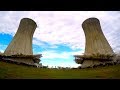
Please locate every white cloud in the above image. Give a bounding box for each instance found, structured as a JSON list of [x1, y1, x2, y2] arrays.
[[40, 50, 71, 59], [39, 50, 82, 67], [39, 50, 84, 60], [0, 50, 4, 53], [0, 44, 7, 52], [0, 11, 120, 52], [33, 39, 46, 47]]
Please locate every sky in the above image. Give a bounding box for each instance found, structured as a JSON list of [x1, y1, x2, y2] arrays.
[[0, 11, 120, 68]]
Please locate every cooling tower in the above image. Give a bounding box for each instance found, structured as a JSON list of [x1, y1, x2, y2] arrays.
[[82, 17, 114, 55], [4, 18, 37, 55], [81, 17, 114, 68]]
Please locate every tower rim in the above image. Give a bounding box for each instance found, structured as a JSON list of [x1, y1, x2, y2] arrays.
[[21, 18, 37, 27], [82, 17, 100, 27]]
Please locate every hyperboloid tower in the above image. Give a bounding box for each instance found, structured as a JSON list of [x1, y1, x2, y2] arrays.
[[74, 17, 114, 68], [82, 17, 114, 55], [3, 18, 42, 65], [4, 18, 37, 55]]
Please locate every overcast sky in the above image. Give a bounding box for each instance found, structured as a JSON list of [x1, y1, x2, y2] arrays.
[[0, 11, 120, 68]]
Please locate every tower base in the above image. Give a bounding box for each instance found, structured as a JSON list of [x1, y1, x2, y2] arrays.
[[1, 54, 42, 66], [81, 60, 101, 68], [81, 60, 115, 68]]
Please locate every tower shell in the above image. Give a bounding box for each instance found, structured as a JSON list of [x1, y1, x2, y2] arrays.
[[82, 17, 114, 55], [4, 18, 37, 55], [81, 17, 114, 68]]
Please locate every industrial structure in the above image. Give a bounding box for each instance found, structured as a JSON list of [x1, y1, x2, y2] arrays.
[[1, 17, 117, 68], [74, 17, 114, 68], [4, 18, 37, 55], [3, 18, 42, 66]]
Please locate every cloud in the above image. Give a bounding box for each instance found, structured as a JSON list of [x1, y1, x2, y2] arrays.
[[0, 44, 7, 53], [0, 11, 120, 67], [40, 50, 71, 59], [38, 50, 83, 67], [0, 50, 4, 53], [0, 11, 120, 52], [39, 50, 84, 60]]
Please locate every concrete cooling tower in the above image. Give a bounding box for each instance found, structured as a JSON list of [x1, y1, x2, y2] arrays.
[[4, 18, 37, 55], [82, 17, 114, 55], [3, 18, 42, 66], [81, 17, 114, 68]]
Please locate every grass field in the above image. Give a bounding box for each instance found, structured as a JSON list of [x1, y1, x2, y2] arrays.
[[0, 61, 120, 79]]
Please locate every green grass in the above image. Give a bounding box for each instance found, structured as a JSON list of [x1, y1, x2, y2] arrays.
[[0, 61, 120, 79]]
